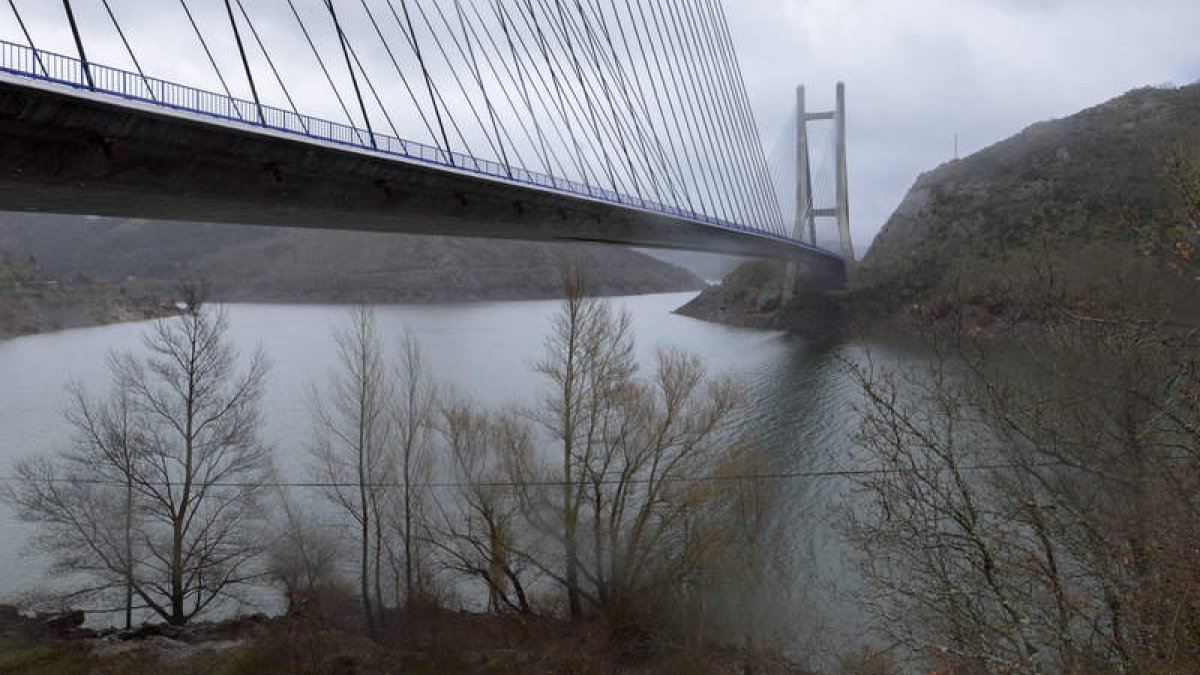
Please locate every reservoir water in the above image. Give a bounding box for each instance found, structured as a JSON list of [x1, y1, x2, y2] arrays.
[[0, 291, 925, 659]]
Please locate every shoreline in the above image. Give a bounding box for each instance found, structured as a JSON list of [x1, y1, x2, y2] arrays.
[[0, 286, 175, 341], [1, 288, 706, 341]]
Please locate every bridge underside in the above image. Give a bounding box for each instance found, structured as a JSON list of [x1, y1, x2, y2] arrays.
[[0, 77, 842, 276]]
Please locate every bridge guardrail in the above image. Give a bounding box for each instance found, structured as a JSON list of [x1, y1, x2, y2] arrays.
[[0, 39, 835, 255]]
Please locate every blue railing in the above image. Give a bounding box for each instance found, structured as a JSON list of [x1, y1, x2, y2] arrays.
[[0, 38, 829, 254]]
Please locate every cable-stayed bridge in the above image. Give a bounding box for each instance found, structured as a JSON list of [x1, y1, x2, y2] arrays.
[[0, 0, 851, 275]]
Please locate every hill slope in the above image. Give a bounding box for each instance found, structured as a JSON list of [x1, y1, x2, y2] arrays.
[[857, 83, 1200, 300], [680, 83, 1200, 332], [0, 215, 701, 303]]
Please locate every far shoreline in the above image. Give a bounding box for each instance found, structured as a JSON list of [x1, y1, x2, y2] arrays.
[[1, 288, 706, 342]]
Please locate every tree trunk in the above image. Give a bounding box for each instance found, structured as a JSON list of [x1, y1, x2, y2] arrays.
[[373, 506, 385, 628], [171, 373, 196, 626], [563, 462, 581, 619], [360, 507, 373, 635], [404, 476, 414, 605], [124, 479, 134, 630]]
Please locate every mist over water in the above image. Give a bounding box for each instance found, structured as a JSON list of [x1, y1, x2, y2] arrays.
[[0, 292, 922, 654]]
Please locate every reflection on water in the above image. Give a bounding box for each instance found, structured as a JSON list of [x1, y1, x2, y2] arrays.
[[0, 292, 926, 657], [735, 333, 934, 656]]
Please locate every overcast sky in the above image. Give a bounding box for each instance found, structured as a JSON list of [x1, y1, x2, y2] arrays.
[[730, 0, 1200, 251], [4, 0, 1198, 253]]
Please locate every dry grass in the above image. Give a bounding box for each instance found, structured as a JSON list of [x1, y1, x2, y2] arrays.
[[0, 607, 811, 675]]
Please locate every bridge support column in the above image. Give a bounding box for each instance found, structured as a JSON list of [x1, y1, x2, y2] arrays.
[[784, 86, 816, 304], [835, 82, 855, 270], [784, 82, 850, 304]]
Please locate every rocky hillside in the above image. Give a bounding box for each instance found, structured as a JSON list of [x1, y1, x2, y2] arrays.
[[857, 83, 1200, 302], [0, 215, 701, 304], [681, 83, 1200, 332]]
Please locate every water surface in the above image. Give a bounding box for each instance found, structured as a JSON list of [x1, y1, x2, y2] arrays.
[[0, 291, 924, 658]]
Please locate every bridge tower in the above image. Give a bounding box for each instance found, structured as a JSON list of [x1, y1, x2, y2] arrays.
[[783, 82, 854, 302]]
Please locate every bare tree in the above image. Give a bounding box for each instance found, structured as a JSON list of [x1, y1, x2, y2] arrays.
[[266, 486, 346, 618], [309, 304, 393, 636], [523, 269, 770, 630], [431, 402, 534, 614], [845, 354, 1046, 671], [388, 333, 436, 608], [579, 346, 743, 613], [6, 375, 142, 626], [7, 285, 272, 626], [845, 317, 1200, 671], [533, 267, 635, 619], [119, 287, 271, 625]]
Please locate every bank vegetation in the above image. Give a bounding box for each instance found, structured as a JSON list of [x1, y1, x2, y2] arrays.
[[840, 147, 1200, 673], [2, 273, 797, 673]]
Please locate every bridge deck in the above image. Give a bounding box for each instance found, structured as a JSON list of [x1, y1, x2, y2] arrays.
[[0, 40, 841, 268]]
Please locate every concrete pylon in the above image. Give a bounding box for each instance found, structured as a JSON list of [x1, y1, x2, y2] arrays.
[[783, 85, 814, 303], [782, 83, 852, 304], [834, 82, 854, 268], [796, 86, 816, 246]]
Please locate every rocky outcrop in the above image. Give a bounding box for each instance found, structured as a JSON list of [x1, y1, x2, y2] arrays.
[[675, 260, 851, 336], [675, 260, 784, 329]]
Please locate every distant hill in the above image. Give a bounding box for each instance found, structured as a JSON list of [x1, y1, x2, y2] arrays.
[[0, 215, 702, 303], [637, 249, 746, 282]]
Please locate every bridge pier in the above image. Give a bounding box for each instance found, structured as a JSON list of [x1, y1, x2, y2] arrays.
[[783, 82, 853, 303]]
